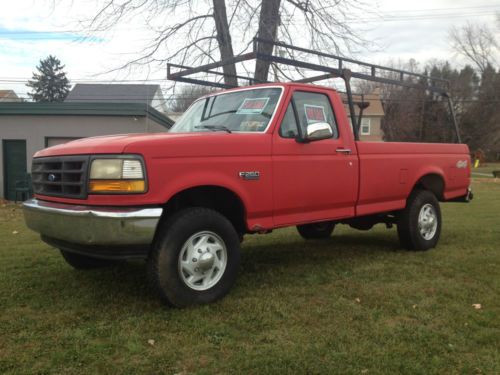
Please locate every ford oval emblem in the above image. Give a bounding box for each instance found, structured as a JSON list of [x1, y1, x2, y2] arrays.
[[47, 173, 57, 182]]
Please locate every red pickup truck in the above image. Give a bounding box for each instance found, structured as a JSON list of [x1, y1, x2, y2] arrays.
[[24, 83, 472, 307]]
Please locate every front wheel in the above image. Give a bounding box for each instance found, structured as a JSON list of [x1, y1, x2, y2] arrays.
[[397, 190, 442, 251], [148, 207, 241, 307], [297, 221, 335, 239]]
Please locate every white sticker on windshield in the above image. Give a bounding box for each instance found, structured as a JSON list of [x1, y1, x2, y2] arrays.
[[304, 104, 327, 124], [236, 97, 270, 114]]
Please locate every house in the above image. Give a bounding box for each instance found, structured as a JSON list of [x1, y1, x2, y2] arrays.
[[342, 89, 385, 142], [0, 102, 173, 201], [66, 84, 168, 113], [0, 90, 22, 102]]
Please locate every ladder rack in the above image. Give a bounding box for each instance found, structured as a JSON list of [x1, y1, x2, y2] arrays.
[[167, 38, 460, 143]]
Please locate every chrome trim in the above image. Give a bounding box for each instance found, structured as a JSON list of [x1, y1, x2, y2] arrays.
[[465, 187, 473, 202], [305, 122, 334, 141], [336, 148, 352, 154], [23, 199, 162, 246]]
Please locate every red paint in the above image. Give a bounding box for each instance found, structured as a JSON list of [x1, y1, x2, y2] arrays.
[[34, 83, 471, 231]]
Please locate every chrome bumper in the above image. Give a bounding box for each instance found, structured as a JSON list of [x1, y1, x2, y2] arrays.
[[23, 199, 163, 246]]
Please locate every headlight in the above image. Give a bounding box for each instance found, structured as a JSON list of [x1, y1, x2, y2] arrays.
[[89, 157, 146, 193]]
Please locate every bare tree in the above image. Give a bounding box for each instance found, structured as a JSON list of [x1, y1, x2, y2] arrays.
[[213, 0, 238, 86], [170, 84, 216, 112], [254, 0, 281, 82], [70, 0, 370, 85], [449, 23, 498, 74]]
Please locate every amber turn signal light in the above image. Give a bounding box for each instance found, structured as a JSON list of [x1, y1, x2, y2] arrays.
[[89, 180, 146, 193]]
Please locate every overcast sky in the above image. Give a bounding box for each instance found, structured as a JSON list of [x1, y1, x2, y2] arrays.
[[0, 0, 499, 99]]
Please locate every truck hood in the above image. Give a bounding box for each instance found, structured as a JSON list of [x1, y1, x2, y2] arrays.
[[34, 133, 206, 157], [34, 132, 271, 158]]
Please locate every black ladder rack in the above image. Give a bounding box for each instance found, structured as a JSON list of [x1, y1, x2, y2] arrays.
[[167, 38, 461, 143]]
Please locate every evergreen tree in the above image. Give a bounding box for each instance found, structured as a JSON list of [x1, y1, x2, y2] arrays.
[[26, 55, 71, 102]]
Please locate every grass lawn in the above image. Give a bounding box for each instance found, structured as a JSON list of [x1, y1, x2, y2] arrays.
[[472, 163, 500, 178], [1, 180, 499, 374]]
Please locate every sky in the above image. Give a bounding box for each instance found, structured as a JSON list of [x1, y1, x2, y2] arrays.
[[0, 0, 499, 101]]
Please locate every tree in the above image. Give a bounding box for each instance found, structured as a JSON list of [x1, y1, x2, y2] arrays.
[[75, 0, 369, 85], [449, 23, 498, 74], [170, 85, 216, 112], [26, 55, 71, 102], [460, 65, 500, 157]]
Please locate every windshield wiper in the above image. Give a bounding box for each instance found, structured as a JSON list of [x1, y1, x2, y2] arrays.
[[195, 125, 232, 133]]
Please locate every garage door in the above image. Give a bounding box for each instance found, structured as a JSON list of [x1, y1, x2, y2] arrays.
[[2, 140, 27, 201]]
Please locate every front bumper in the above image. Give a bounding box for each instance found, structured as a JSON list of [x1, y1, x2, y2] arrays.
[[23, 199, 162, 257]]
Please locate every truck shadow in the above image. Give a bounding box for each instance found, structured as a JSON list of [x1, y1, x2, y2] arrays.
[[30, 230, 404, 309], [240, 231, 402, 271]]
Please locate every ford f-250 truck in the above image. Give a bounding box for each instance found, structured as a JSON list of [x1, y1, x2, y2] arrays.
[[23, 82, 472, 307]]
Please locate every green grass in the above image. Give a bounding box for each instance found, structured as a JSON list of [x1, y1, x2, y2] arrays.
[[1, 180, 499, 374], [472, 162, 500, 178]]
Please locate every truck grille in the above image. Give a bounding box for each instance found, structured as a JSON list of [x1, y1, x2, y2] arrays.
[[32, 156, 90, 199]]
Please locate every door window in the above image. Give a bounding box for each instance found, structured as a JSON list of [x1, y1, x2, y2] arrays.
[[278, 103, 299, 138], [279, 91, 339, 139]]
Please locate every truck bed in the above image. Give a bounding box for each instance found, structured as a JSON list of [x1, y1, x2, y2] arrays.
[[355, 142, 471, 216]]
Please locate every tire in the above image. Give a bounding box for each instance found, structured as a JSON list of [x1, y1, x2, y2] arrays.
[[148, 207, 241, 307], [296, 221, 335, 239], [60, 250, 117, 270], [397, 189, 442, 251]]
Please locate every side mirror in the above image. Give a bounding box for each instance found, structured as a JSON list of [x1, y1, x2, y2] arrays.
[[304, 122, 333, 142]]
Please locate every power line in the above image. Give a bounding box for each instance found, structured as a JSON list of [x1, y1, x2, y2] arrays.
[[0, 4, 498, 38]]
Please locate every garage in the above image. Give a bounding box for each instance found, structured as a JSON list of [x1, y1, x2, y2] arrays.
[[0, 102, 173, 200]]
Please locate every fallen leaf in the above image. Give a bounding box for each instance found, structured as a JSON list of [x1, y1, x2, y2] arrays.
[[472, 304, 482, 310], [355, 298, 361, 303], [147, 339, 155, 346], [12, 231, 18, 235], [412, 304, 417, 309], [361, 369, 368, 374]]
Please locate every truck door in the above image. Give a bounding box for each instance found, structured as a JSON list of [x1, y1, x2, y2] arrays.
[[272, 89, 358, 226]]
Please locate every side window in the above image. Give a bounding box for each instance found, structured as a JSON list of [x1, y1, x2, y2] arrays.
[[278, 103, 299, 139], [293, 92, 339, 139]]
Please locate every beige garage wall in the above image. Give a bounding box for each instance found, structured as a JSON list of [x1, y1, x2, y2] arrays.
[[0, 114, 167, 199]]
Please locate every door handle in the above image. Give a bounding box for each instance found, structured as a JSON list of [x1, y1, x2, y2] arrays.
[[336, 148, 351, 154]]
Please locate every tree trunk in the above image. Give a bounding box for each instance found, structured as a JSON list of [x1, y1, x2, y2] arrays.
[[254, 0, 281, 82], [213, 0, 238, 87]]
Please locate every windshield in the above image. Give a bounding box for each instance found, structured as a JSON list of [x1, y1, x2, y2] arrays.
[[170, 87, 282, 133]]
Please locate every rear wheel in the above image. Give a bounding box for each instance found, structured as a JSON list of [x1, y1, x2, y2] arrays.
[[148, 207, 241, 307], [296, 221, 335, 239], [60, 250, 116, 270], [397, 190, 441, 251]]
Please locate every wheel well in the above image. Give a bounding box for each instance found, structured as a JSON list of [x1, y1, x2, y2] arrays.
[[162, 186, 247, 235], [414, 174, 445, 200]]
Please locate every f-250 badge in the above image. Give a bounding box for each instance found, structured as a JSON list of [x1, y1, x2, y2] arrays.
[[456, 160, 468, 169], [239, 171, 260, 180]]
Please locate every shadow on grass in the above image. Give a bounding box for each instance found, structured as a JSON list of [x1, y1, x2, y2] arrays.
[[26, 230, 403, 309], [243, 230, 401, 261]]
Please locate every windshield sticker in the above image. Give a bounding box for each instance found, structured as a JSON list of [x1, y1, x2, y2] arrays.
[[236, 97, 270, 114], [304, 104, 327, 124]]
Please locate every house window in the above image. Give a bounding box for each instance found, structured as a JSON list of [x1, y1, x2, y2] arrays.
[[360, 118, 371, 135]]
